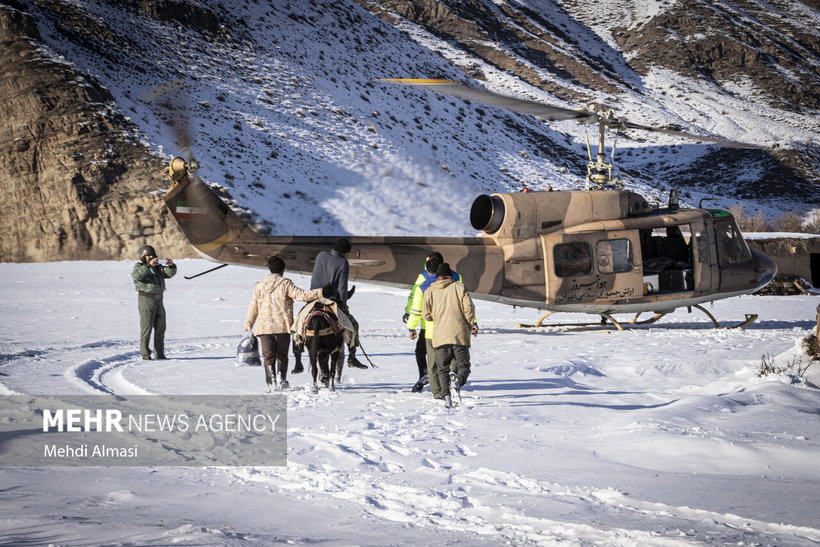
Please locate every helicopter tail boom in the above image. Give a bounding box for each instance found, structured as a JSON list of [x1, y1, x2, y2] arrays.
[[162, 158, 507, 294]]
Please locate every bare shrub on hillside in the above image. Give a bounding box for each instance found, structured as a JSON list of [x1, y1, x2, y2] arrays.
[[803, 211, 820, 234], [772, 212, 808, 233], [729, 205, 771, 232]]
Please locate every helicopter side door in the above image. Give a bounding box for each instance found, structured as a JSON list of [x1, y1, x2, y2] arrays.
[[542, 231, 642, 308], [691, 225, 717, 294], [714, 219, 756, 291]]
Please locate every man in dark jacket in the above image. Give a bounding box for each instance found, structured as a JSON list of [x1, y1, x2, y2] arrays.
[[131, 244, 177, 360], [311, 238, 354, 306], [308, 238, 366, 370]]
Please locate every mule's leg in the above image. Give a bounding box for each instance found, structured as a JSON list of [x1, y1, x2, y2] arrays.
[[333, 344, 344, 385], [318, 350, 330, 388], [308, 338, 319, 393], [327, 348, 337, 391], [328, 351, 335, 391]]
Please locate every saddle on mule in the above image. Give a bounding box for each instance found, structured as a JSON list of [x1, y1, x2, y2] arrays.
[[301, 302, 344, 392]]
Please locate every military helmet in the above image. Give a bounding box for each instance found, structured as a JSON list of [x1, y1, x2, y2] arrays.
[[138, 245, 157, 261]]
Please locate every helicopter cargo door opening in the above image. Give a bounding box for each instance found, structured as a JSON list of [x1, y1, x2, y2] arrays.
[[638, 225, 696, 295], [542, 231, 642, 311]]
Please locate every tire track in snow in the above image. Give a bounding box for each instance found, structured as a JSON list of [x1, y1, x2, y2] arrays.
[[59, 336, 235, 396], [0, 339, 143, 396], [3, 333, 260, 396], [69, 351, 152, 395]]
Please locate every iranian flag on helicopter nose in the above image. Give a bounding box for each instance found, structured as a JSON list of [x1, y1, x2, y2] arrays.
[[175, 201, 208, 219]]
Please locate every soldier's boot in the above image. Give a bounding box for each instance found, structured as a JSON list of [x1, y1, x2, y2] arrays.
[[346, 347, 368, 369], [411, 374, 428, 393], [448, 372, 462, 407], [291, 353, 304, 374], [264, 364, 274, 391], [291, 341, 304, 374], [276, 363, 288, 390]]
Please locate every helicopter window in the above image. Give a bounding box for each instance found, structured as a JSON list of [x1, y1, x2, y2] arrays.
[[597, 239, 633, 274], [715, 222, 752, 264], [694, 231, 709, 263], [553, 242, 593, 277]]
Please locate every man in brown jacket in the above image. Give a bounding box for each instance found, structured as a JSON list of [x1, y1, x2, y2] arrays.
[[422, 263, 479, 407], [245, 256, 324, 390]]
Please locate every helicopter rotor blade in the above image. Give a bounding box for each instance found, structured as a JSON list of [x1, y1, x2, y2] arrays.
[[381, 79, 766, 150], [144, 79, 195, 161], [380, 79, 597, 123], [617, 120, 766, 149]]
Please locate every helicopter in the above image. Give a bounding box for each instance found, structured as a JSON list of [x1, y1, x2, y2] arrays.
[[161, 79, 776, 330]]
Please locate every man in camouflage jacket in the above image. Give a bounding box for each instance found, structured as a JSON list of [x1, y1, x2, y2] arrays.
[[131, 244, 177, 360], [245, 256, 324, 390]]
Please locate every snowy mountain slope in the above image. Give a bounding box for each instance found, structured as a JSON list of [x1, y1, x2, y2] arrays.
[[1, 260, 818, 545], [11, 0, 818, 254], [360, 0, 819, 203]]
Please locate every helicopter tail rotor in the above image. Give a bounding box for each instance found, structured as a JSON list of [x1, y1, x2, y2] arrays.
[[144, 80, 202, 182]]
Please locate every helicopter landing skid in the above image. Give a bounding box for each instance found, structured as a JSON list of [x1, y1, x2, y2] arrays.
[[517, 307, 756, 330], [516, 311, 637, 330], [690, 304, 758, 329], [518, 311, 667, 330]]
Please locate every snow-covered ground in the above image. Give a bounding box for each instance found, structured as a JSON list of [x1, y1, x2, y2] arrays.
[[1, 260, 818, 545]]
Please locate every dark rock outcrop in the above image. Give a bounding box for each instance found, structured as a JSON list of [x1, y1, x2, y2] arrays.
[[0, 2, 193, 261]]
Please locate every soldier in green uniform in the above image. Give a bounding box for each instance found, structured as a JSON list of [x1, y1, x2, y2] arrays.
[[131, 244, 177, 360]]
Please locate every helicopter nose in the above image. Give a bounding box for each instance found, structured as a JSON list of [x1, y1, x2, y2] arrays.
[[750, 249, 777, 292]]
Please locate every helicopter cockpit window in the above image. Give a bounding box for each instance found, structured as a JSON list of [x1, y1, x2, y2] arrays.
[[553, 242, 593, 277], [715, 222, 752, 264], [597, 239, 633, 274]]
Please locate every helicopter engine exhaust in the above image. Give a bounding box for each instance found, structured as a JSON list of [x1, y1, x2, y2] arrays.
[[470, 194, 505, 234]]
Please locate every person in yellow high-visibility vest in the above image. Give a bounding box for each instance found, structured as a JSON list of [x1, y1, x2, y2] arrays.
[[405, 252, 466, 397]]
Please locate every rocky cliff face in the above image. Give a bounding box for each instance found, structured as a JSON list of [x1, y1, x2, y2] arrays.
[[0, 2, 193, 262], [610, 0, 819, 111]]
